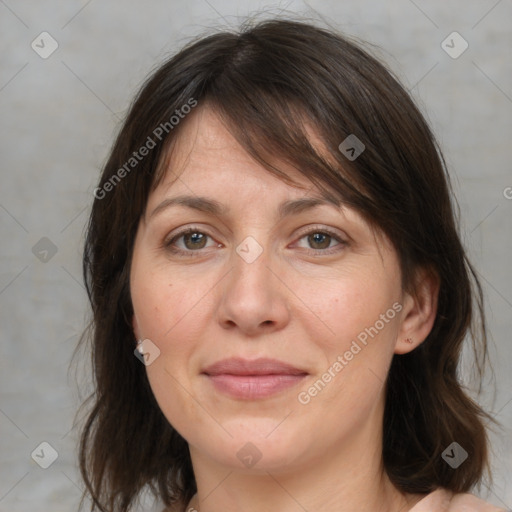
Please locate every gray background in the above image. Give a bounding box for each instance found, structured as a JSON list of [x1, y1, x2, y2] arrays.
[[0, 1, 511, 511]]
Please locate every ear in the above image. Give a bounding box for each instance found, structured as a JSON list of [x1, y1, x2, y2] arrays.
[[394, 266, 440, 355]]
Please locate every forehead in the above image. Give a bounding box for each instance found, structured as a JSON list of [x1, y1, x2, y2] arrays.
[[149, 106, 321, 205]]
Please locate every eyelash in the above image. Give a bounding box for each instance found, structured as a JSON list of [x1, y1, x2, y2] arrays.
[[163, 225, 347, 258]]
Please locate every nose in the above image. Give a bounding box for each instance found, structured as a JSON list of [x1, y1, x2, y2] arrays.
[[216, 243, 291, 337]]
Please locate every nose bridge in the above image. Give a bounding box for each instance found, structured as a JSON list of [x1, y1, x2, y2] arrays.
[[229, 234, 274, 300], [217, 234, 290, 333]]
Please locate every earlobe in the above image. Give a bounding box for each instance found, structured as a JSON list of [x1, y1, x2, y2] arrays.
[[394, 267, 440, 355]]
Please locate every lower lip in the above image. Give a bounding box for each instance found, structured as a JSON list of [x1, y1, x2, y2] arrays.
[[205, 374, 307, 399]]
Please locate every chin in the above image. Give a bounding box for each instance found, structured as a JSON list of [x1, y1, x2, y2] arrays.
[[190, 419, 308, 472]]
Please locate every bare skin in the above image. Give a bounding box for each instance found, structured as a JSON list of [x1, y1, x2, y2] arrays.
[[130, 107, 438, 512]]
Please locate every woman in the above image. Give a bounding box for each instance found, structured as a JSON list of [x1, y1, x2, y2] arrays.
[[76, 17, 507, 512]]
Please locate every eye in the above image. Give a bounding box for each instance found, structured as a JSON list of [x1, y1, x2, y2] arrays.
[[163, 226, 347, 257], [164, 227, 218, 255], [294, 228, 346, 254]]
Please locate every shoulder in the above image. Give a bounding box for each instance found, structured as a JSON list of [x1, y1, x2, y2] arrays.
[[449, 491, 509, 512], [410, 488, 508, 512]]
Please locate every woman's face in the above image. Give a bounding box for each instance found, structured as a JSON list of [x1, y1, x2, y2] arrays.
[[130, 107, 418, 473]]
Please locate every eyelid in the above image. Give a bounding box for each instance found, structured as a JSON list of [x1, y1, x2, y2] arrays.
[[293, 224, 347, 242]]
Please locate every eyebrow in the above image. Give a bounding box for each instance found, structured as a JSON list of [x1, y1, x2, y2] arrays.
[[148, 194, 341, 221]]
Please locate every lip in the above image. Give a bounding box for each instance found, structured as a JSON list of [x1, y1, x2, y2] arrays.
[[202, 358, 308, 400]]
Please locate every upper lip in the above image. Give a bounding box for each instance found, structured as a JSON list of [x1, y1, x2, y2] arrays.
[[202, 358, 308, 376]]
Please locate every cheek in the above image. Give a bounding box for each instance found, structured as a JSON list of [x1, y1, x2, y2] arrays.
[[307, 270, 399, 350], [295, 269, 401, 406], [131, 264, 208, 342], [145, 362, 209, 443], [131, 263, 211, 374], [131, 268, 208, 435]]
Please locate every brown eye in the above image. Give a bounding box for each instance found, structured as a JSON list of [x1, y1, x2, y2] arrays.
[[293, 228, 346, 255], [307, 232, 332, 250], [165, 228, 217, 256], [182, 232, 207, 250]]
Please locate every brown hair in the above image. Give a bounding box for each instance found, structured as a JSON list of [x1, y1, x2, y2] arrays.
[[74, 17, 495, 512]]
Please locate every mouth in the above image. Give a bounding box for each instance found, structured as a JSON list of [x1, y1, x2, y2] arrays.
[[201, 358, 308, 400]]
